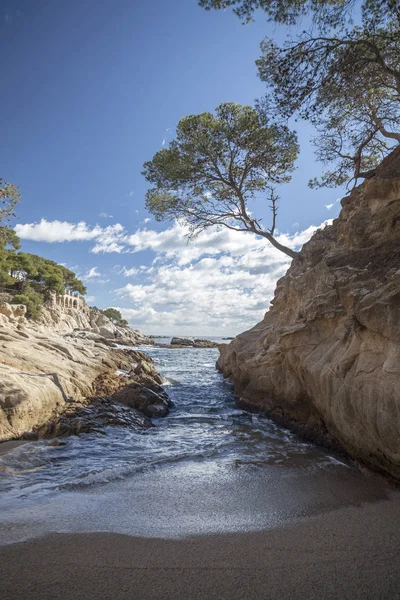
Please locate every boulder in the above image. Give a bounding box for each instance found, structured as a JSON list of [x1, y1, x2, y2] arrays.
[[0, 303, 27, 321], [133, 360, 164, 385], [169, 337, 219, 348], [170, 337, 194, 346], [112, 383, 170, 418], [36, 397, 152, 438], [193, 338, 219, 348]]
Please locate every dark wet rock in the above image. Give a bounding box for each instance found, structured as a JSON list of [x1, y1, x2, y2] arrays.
[[170, 337, 194, 347], [134, 372, 166, 393], [93, 371, 125, 398], [36, 397, 153, 439], [47, 439, 67, 447], [112, 384, 170, 418], [193, 338, 219, 348], [141, 403, 169, 418], [168, 337, 219, 348]]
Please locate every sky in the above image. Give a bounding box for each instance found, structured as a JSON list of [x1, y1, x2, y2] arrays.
[[1, 0, 343, 336]]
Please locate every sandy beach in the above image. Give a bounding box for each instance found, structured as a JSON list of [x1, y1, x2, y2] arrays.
[[1, 492, 400, 600]]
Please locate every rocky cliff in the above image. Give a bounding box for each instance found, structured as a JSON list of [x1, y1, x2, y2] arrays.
[[218, 147, 400, 479], [36, 300, 150, 343], [0, 300, 161, 441]]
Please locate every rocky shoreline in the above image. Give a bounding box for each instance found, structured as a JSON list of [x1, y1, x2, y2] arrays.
[[21, 349, 172, 441], [217, 146, 400, 481], [0, 302, 170, 444]]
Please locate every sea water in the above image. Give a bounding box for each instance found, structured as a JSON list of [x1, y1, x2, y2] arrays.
[[0, 343, 391, 543]]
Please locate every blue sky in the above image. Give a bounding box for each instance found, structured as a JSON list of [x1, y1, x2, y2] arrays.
[[1, 0, 342, 336]]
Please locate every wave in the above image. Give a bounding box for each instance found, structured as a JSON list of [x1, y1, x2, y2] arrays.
[[57, 450, 220, 490]]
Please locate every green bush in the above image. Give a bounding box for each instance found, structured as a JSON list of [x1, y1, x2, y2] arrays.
[[100, 308, 128, 327], [0, 227, 87, 320], [12, 286, 44, 320]]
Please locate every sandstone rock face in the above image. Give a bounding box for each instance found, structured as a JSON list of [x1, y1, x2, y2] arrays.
[[12, 351, 170, 442], [0, 303, 26, 325], [0, 306, 162, 441], [218, 147, 400, 480], [33, 304, 152, 345]]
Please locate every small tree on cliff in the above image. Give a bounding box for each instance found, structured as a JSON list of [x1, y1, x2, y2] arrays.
[[142, 102, 299, 259], [0, 178, 20, 244], [102, 307, 128, 327]]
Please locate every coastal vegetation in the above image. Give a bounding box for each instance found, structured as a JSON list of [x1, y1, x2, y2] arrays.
[[0, 243, 86, 319], [0, 185, 86, 319], [0, 178, 20, 243], [90, 306, 129, 327], [199, 0, 355, 25], [143, 0, 399, 259], [200, 0, 400, 188], [143, 102, 299, 258]]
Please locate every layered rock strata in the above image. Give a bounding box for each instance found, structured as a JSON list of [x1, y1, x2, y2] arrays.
[[218, 147, 400, 479], [0, 305, 167, 442], [35, 303, 152, 344]]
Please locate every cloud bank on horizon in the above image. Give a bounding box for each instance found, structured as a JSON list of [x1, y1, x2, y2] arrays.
[[14, 219, 332, 336]]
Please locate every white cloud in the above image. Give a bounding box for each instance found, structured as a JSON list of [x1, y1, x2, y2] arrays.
[[85, 295, 96, 303], [15, 217, 330, 268], [99, 212, 114, 219], [137, 217, 152, 227], [123, 221, 331, 266], [15, 219, 124, 249], [113, 220, 332, 336], [91, 240, 125, 254], [326, 197, 341, 211], [15, 219, 127, 255], [82, 267, 110, 285], [115, 255, 288, 336], [114, 265, 138, 277], [15, 219, 102, 242], [276, 220, 332, 249], [83, 267, 102, 280], [15, 216, 332, 335]]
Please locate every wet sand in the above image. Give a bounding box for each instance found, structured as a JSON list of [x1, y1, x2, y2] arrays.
[[1, 493, 400, 600]]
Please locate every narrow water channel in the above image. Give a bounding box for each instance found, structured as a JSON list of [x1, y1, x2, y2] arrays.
[[0, 343, 392, 544]]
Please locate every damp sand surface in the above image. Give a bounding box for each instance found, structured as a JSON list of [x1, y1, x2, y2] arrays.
[[1, 493, 400, 600]]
